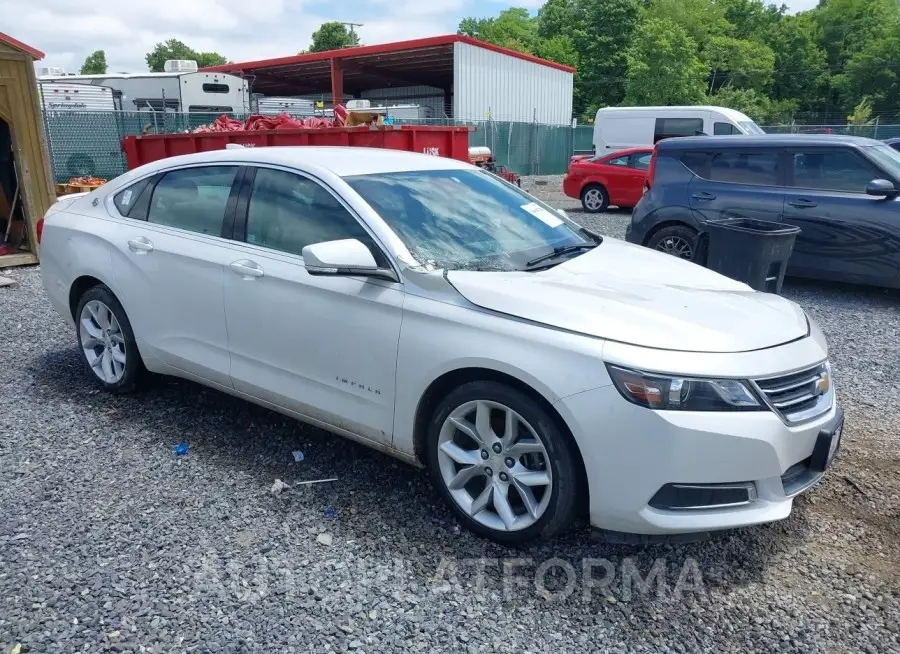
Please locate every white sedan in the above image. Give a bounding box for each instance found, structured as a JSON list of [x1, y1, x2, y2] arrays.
[[39, 147, 843, 545]]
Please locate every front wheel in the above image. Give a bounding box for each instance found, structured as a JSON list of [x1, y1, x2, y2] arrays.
[[75, 285, 145, 393], [647, 224, 699, 261], [426, 381, 582, 545]]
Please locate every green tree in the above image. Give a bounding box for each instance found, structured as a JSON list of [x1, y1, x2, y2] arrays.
[[644, 0, 731, 49], [309, 22, 360, 53], [717, 0, 784, 41], [847, 96, 874, 125], [534, 35, 578, 69], [145, 39, 227, 71], [458, 8, 539, 53], [80, 49, 107, 75], [704, 35, 775, 93], [841, 31, 900, 116], [712, 85, 796, 123], [572, 0, 643, 109], [815, 0, 897, 69], [624, 18, 708, 105], [764, 13, 828, 112]]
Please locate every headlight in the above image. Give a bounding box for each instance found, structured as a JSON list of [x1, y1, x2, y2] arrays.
[[607, 365, 763, 412]]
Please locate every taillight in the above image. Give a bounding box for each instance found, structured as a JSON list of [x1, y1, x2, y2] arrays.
[[36, 218, 44, 244], [646, 145, 659, 189]]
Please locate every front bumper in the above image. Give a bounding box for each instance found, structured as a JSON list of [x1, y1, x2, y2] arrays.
[[555, 384, 841, 536]]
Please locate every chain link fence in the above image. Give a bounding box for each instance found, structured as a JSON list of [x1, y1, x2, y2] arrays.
[[42, 110, 900, 184], [42, 110, 598, 183]]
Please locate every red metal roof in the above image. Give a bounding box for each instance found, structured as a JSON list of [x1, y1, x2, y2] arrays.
[[0, 32, 44, 60], [202, 35, 574, 96]]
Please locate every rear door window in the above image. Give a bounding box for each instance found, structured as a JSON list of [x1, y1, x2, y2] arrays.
[[606, 156, 629, 167], [654, 118, 704, 142], [708, 151, 779, 186], [147, 166, 239, 236], [790, 150, 882, 193]]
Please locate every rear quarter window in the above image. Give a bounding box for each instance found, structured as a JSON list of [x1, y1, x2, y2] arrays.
[[113, 178, 151, 218]]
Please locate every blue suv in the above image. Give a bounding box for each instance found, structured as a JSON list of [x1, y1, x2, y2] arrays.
[[627, 135, 900, 288]]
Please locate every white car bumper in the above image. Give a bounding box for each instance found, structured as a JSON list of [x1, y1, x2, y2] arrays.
[[556, 383, 841, 536]]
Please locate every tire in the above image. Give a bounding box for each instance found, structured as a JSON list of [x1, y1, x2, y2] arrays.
[[425, 381, 582, 546], [74, 284, 145, 393], [647, 224, 699, 262], [580, 184, 609, 213]]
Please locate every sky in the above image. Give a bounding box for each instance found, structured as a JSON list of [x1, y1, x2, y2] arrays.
[[3, 0, 820, 74]]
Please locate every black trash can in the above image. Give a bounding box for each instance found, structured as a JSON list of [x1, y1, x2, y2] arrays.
[[704, 218, 801, 294]]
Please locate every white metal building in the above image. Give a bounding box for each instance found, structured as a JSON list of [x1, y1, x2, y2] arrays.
[[202, 35, 575, 126]]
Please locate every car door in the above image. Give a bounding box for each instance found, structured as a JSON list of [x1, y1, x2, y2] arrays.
[[596, 154, 633, 206], [624, 151, 652, 207], [222, 166, 404, 445], [783, 147, 900, 284], [109, 164, 243, 387], [684, 148, 786, 227]]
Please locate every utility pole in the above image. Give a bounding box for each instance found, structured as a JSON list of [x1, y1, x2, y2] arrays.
[[341, 22, 363, 46]]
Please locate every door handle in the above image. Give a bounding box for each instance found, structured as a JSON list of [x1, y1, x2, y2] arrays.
[[230, 260, 264, 278], [789, 199, 818, 209], [127, 237, 154, 253], [692, 192, 716, 201]]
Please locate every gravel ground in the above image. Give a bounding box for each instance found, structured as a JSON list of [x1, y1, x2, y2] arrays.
[[1, 177, 898, 653]]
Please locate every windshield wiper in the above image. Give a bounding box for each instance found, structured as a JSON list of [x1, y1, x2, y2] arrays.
[[525, 244, 598, 269]]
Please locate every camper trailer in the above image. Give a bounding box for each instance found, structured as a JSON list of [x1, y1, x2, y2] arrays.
[[39, 61, 250, 114], [37, 82, 118, 111]]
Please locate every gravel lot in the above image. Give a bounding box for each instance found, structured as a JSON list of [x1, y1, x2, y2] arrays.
[[1, 176, 898, 653]]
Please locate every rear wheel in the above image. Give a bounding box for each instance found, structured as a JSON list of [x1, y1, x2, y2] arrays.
[[647, 224, 699, 261], [75, 285, 144, 393], [580, 185, 609, 213], [425, 381, 582, 545]]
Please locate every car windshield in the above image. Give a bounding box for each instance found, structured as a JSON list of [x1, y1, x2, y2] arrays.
[[345, 169, 597, 271], [740, 120, 766, 135], [863, 144, 900, 178]]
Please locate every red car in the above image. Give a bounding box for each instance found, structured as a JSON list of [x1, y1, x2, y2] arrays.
[[563, 147, 653, 213]]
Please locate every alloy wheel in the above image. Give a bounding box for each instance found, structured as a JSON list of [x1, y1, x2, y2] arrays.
[[79, 300, 127, 384], [583, 188, 605, 211], [655, 235, 694, 260], [436, 400, 553, 532]]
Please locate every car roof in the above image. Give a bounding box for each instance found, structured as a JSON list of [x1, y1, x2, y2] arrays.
[[656, 134, 885, 151], [133, 146, 473, 177]]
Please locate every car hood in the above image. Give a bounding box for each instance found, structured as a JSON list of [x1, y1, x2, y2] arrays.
[[446, 239, 808, 353]]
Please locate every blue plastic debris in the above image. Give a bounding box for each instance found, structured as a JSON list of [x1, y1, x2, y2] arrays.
[[292, 450, 305, 463], [323, 507, 337, 519], [173, 442, 189, 456]]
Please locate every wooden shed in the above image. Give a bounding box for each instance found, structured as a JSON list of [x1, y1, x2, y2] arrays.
[[0, 32, 55, 268]]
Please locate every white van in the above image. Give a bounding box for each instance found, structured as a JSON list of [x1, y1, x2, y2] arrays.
[[592, 106, 764, 153]]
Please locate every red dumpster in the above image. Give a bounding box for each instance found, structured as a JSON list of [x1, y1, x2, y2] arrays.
[[121, 125, 473, 170]]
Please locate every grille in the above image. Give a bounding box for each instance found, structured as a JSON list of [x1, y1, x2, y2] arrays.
[[755, 363, 832, 423]]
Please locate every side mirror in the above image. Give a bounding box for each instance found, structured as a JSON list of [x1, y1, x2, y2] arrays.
[[302, 238, 394, 280], [866, 179, 899, 197]]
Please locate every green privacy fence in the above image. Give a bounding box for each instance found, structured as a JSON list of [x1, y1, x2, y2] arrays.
[[42, 110, 597, 183]]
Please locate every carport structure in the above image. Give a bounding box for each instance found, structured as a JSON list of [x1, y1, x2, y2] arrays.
[[203, 35, 575, 125]]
